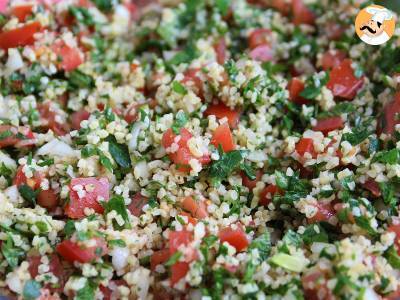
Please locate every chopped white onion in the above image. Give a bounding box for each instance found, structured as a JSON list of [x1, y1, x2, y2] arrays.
[[36, 139, 77, 157], [0, 150, 17, 170], [129, 122, 144, 151], [247, 150, 268, 162], [4, 185, 20, 203], [111, 247, 129, 270], [6, 49, 24, 74]]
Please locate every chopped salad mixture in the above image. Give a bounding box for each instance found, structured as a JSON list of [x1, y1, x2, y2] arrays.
[[0, 0, 400, 299]]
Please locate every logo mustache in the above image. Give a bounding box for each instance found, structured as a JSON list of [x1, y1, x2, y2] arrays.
[[360, 25, 376, 34]]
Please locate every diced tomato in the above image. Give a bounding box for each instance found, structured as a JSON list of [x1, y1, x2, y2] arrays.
[[65, 177, 110, 219], [385, 288, 400, 300], [321, 50, 346, 71], [204, 103, 240, 128], [0, 21, 42, 50], [325, 22, 345, 41], [363, 179, 381, 197], [296, 138, 316, 158], [56, 238, 108, 263], [0, 125, 36, 148], [270, 0, 291, 15], [214, 37, 226, 65], [308, 202, 335, 223], [302, 270, 334, 300], [179, 212, 197, 225], [219, 225, 248, 252], [0, 0, 7, 13], [378, 92, 400, 136], [11, 4, 33, 22], [312, 116, 344, 134], [150, 248, 170, 271], [211, 123, 235, 152], [288, 78, 309, 105], [170, 261, 189, 286], [249, 44, 274, 62], [128, 192, 148, 217], [71, 110, 90, 130], [37, 189, 59, 210], [259, 184, 282, 206], [292, 0, 315, 25], [241, 170, 262, 190], [38, 102, 69, 136], [13, 166, 43, 189], [169, 230, 192, 255], [248, 28, 271, 50], [100, 280, 127, 300], [181, 68, 204, 98], [52, 40, 84, 72], [326, 59, 364, 100], [162, 128, 192, 149], [28, 254, 65, 293], [181, 196, 208, 219]]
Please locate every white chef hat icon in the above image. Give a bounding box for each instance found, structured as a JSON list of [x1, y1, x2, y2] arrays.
[[365, 6, 393, 24]]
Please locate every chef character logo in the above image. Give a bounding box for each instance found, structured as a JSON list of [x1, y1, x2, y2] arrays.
[[355, 5, 396, 45]]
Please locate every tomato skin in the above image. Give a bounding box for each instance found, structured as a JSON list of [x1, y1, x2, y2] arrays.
[[296, 138, 316, 158], [52, 40, 84, 72], [162, 128, 192, 150], [292, 0, 315, 25], [11, 4, 34, 22], [288, 78, 309, 105], [248, 28, 271, 50], [56, 238, 107, 263], [259, 184, 282, 206], [211, 123, 235, 152], [308, 202, 335, 223], [219, 226, 249, 252], [0, 125, 36, 148], [326, 59, 364, 100], [71, 110, 90, 130], [128, 192, 148, 217], [363, 179, 381, 197], [378, 92, 400, 136], [170, 262, 190, 286], [0, 21, 42, 50], [249, 44, 274, 62], [241, 170, 262, 190], [181, 196, 208, 219], [312, 116, 344, 134], [204, 103, 240, 128], [321, 50, 346, 71], [214, 37, 226, 65], [38, 102, 69, 136], [13, 165, 43, 189], [65, 177, 110, 219], [150, 248, 171, 271], [169, 230, 192, 255], [37, 189, 59, 210], [181, 68, 204, 98]]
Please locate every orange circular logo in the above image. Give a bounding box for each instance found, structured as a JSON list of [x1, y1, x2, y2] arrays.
[[355, 4, 396, 45]]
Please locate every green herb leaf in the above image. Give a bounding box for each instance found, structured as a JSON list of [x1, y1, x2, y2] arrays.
[[69, 6, 95, 26], [300, 72, 329, 100], [23, 280, 41, 300], [1, 234, 25, 269], [301, 224, 329, 245], [209, 150, 247, 186], [216, 0, 231, 15], [68, 70, 94, 89], [0, 129, 12, 140], [64, 220, 76, 237], [240, 163, 256, 180], [354, 216, 377, 237], [171, 111, 189, 135], [109, 239, 127, 247], [341, 119, 373, 146], [18, 184, 39, 206], [106, 136, 131, 169], [385, 245, 400, 269], [165, 251, 182, 266], [103, 195, 131, 230], [172, 81, 188, 95], [224, 60, 239, 82], [248, 231, 271, 261], [373, 149, 400, 165], [92, 0, 113, 12], [275, 170, 289, 190], [76, 279, 96, 300]]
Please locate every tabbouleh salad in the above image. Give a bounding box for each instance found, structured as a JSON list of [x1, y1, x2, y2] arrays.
[[0, 0, 399, 299]]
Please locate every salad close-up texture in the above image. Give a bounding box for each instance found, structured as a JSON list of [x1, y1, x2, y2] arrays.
[[0, 0, 400, 299]]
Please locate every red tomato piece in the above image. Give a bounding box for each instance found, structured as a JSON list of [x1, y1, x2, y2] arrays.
[[288, 78, 309, 105], [321, 50, 346, 71], [170, 261, 189, 286], [56, 238, 107, 263], [162, 128, 192, 149], [71, 110, 90, 130], [179, 211, 197, 225], [214, 37, 226, 65], [296, 138, 316, 157], [150, 248, 170, 271], [363, 179, 381, 197], [0, 125, 35, 149], [13, 165, 43, 189], [37, 189, 59, 210], [204, 103, 240, 128], [219, 225, 249, 252], [241, 170, 263, 190], [312, 116, 344, 134], [65, 177, 110, 219], [292, 0, 315, 25], [248, 28, 271, 50], [302, 270, 334, 300], [0, 21, 42, 50], [128, 192, 148, 217], [211, 123, 235, 152], [259, 184, 283, 206], [37, 102, 69, 136], [52, 40, 84, 72], [325, 22, 345, 41], [181, 68, 204, 98], [326, 59, 364, 100], [249, 44, 274, 62], [181, 196, 208, 219], [169, 230, 192, 255], [308, 202, 335, 223], [378, 92, 400, 136], [28, 254, 65, 293], [11, 4, 33, 22]]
